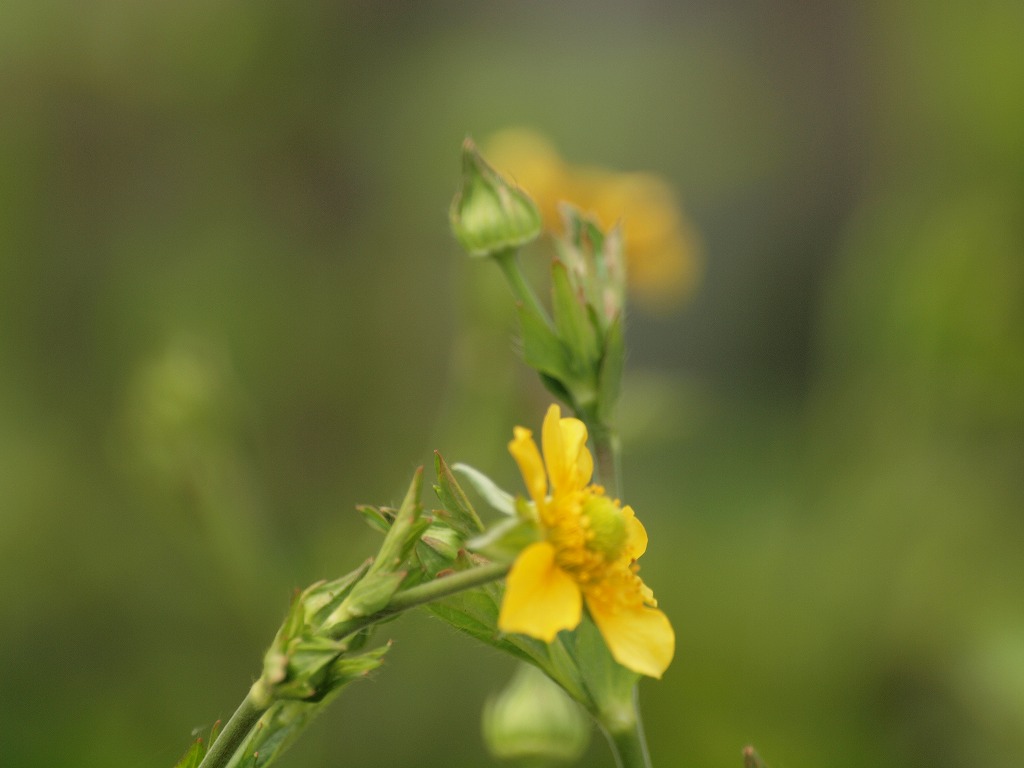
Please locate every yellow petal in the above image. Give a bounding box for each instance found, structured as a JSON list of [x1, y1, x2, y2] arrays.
[[586, 598, 675, 679], [639, 580, 657, 607], [499, 542, 582, 642], [576, 442, 594, 488], [541, 404, 590, 492], [622, 506, 648, 559], [509, 426, 547, 507], [541, 405, 567, 489]]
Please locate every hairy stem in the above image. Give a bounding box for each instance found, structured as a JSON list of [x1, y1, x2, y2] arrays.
[[326, 560, 510, 640], [196, 693, 266, 768], [493, 248, 550, 323]]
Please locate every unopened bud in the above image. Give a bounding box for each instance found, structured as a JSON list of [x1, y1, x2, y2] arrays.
[[482, 663, 590, 765], [450, 138, 542, 257]]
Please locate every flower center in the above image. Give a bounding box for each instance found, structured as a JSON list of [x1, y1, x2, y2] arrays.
[[580, 495, 627, 562]]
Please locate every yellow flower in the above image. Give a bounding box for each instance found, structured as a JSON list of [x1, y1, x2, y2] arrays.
[[498, 404, 675, 678], [485, 128, 701, 311]]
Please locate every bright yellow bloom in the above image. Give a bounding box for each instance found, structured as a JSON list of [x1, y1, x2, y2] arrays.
[[498, 405, 675, 678], [485, 128, 701, 311]]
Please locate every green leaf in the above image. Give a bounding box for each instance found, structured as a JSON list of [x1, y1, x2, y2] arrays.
[[433, 452, 484, 534], [517, 301, 575, 385], [551, 259, 600, 373], [538, 371, 576, 411], [424, 585, 556, 676]]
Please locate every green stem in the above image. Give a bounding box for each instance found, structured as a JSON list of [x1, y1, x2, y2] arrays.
[[602, 688, 652, 768], [493, 248, 550, 323], [326, 560, 510, 640], [197, 692, 267, 768], [196, 560, 510, 768]]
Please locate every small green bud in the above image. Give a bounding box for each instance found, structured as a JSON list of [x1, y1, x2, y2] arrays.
[[483, 663, 590, 766], [451, 138, 542, 257]]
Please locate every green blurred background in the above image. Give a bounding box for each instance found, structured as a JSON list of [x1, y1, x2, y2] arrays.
[[2, 2, 1022, 767]]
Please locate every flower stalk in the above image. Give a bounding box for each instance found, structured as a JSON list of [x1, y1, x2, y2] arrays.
[[604, 712, 652, 768], [492, 247, 552, 330]]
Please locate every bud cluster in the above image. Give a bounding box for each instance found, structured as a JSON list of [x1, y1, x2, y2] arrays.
[[449, 140, 627, 429]]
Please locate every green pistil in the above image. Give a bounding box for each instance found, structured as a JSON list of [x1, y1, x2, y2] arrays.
[[581, 496, 627, 561]]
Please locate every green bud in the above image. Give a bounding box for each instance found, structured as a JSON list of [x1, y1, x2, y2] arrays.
[[450, 138, 542, 257], [483, 663, 590, 766], [558, 206, 626, 331], [341, 569, 408, 618]]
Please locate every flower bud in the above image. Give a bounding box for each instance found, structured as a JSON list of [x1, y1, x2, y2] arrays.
[[450, 138, 542, 257], [482, 663, 590, 765]]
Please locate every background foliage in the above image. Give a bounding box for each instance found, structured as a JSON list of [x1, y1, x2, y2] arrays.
[[1, 2, 1022, 767]]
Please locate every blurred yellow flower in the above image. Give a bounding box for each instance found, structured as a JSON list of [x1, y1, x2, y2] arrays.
[[499, 404, 675, 678], [485, 128, 701, 310]]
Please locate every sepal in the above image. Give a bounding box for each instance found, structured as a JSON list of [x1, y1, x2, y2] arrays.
[[467, 515, 541, 561], [433, 452, 484, 534], [452, 462, 516, 516], [171, 722, 221, 768], [343, 570, 409, 618]]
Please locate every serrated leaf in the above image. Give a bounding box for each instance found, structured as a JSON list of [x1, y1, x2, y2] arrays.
[[426, 585, 522, 653], [433, 452, 484, 534], [452, 463, 516, 516]]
